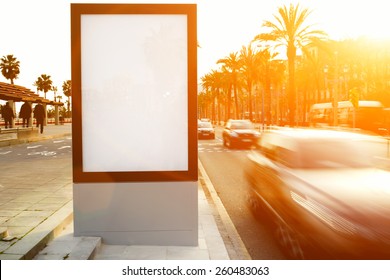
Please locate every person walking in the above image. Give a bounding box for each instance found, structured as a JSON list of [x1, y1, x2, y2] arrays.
[[19, 101, 32, 127], [2, 102, 15, 129], [33, 102, 45, 133]]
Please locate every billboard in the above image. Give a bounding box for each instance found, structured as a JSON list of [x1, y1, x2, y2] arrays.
[[71, 4, 197, 183]]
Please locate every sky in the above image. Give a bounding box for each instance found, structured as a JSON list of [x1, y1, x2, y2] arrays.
[[1, 0, 390, 102]]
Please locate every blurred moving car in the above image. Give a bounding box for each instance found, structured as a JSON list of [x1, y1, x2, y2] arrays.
[[245, 128, 390, 259], [198, 121, 215, 139], [222, 119, 260, 148]]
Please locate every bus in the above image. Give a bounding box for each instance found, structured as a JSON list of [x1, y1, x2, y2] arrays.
[[309, 100, 386, 134]]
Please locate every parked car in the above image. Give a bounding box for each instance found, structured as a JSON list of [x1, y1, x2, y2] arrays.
[[245, 128, 390, 259], [198, 121, 215, 139], [222, 119, 260, 148]]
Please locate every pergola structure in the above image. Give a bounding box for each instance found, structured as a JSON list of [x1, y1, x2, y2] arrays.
[[0, 82, 63, 105], [0, 81, 64, 126]]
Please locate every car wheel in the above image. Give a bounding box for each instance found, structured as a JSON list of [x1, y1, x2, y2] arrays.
[[225, 137, 233, 149], [275, 222, 305, 260], [247, 190, 274, 226]]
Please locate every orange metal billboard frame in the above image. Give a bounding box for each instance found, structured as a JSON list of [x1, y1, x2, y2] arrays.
[[71, 3, 198, 183]]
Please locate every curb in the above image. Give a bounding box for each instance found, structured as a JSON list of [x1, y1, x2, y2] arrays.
[[0, 132, 72, 147], [0, 202, 73, 260], [65, 237, 102, 260], [198, 160, 251, 260]]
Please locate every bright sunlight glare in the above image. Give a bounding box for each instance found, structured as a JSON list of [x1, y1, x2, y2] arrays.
[[0, 0, 390, 93]]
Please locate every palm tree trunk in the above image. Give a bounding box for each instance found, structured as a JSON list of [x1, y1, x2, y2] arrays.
[[287, 44, 296, 126], [212, 96, 216, 124], [265, 63, 271, 126], [248, 81, 253, 121], [217, 90, 221, 125], [226, 85, 232, 122], [233, 83, 239, 119]]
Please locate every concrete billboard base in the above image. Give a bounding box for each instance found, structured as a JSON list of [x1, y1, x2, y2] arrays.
[[73, 181, 198, 246]]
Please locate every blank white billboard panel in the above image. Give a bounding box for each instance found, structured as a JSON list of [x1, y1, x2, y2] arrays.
[[81, 15, 188, 172]]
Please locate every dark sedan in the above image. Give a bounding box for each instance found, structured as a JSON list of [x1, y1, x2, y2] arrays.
[[222, 119, 260, 148], [198, 121, 215, 139], [245, 128, 390, 259]]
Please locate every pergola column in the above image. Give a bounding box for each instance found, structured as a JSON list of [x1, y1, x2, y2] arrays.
[[55, 105, 59, 125], [44, 104, 47, 126], [28, 101, 33, 127], [9, 100, 15, 128]]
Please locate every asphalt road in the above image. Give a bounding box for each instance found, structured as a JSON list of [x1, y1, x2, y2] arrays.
[[0, 137, 72, 162], [198, 127, 286, 260], [0, 137, 73, 186]]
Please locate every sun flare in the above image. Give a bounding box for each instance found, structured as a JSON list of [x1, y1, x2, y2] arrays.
[[304, 0, 390, 40]]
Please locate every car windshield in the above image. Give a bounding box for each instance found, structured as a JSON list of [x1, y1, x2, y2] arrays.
[[230, 121, 254, 129], [297, 140, 376, 168], [198, 122, 212, 128]]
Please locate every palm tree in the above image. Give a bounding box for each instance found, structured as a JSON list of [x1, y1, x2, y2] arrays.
[[239, 44, 263, 122], [217, 52, 242, 119], [253, 3, 326, 126], [34, 74, 53, 99], [0, 54, 20, 84], [198, 90, 212, 120], [201, 70, 225, 124], [211, 70, 225, 124], [219, 66, 234, 121], [62, 80, 72, 115], [201, 73, 214, 121], [295, 38, 333, 122]]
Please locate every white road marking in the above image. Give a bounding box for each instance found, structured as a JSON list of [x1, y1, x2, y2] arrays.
[[27, 145, 42, 149], [28, 151, 57, 156], [58, 146, 71, 150], [53, 140, 65, 143], [0, 151, 12, 155], [41, 151, 56, 156]]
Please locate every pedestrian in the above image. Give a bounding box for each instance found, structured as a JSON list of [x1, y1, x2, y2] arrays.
[[33, 102, 45, 133], [19, 101, 32, 128], [2, 102, 15, 129]]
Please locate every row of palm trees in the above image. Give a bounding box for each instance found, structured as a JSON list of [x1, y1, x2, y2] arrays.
[[0, 54, 72, 114], [199, 3, 390, 126]]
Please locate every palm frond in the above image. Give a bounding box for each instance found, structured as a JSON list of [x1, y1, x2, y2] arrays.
[[253, 32, 278, 42]]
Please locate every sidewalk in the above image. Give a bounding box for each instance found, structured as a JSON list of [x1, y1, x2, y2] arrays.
[[0, 123, 250, 260]]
